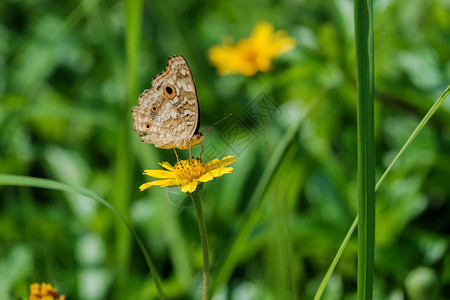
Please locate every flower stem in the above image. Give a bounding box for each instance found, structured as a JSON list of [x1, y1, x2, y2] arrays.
[[190, 184, 209, 300]]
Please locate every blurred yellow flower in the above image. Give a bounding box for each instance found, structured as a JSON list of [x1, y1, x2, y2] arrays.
[[208, 22, 295, 76], [140, 156, 236, 193], [29, 282, 65, 300]]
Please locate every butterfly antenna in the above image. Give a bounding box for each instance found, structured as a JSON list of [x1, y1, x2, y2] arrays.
[[201, 113, 232, 133]]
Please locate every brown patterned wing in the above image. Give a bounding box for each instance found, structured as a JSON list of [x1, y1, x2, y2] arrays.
[[131, 89, 188, 149], [151, 55, 200, 139]]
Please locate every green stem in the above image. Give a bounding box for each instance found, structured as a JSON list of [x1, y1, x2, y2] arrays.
[[190, 184, 209, 300], [354, 0, 375, 299]]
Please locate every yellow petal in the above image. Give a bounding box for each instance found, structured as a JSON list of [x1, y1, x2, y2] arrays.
[[209, 45, 242, 75], [217, 156, 236, 163], [181, 181, 198, 193], [161, 178, 186, 186], [142, 169, 176, 179], [271, 34, 295, 56], [205, 158, 221, 166], [139, 179, 177, 191], [159, 161, 175, 171], [197, 172, 214, 182], [209, 167, 233, 178], [251, 22, 274, 44], [206, 156, 236, 171], [222, 155, 236, 160], [139, 182, 157, 191], [206, 156, 235, 166], [30, 283, 40, 290]]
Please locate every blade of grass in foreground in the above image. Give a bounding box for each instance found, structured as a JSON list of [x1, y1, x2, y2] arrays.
[[313, 83, 450, 300], [112, 0, 144, 295], [211, 89, 327, 295], [0, 174, 166, 300], [354, 0, 375, 298]]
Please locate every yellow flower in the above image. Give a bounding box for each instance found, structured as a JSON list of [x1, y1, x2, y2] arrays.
[[140, 156, 236, 193], [208, 22, 295, 76], [29, 282, 66, 300]]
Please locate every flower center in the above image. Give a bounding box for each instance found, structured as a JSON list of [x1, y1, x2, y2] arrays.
[[244, 50, 258, 65], [174, 158, 206, 180]]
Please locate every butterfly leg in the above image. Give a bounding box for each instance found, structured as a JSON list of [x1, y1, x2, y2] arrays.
[[199, 142, 205, 159], [189, 146, 192, 162], [173, 148, 180, 162]]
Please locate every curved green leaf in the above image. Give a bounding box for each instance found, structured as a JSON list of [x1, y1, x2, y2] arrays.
[[0, 174, 166, 300]]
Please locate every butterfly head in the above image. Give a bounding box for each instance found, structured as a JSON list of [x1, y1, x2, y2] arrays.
[[190, 132, 204, 146]]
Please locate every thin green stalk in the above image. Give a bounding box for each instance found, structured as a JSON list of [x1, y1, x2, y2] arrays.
[[0, 174, 166, 299], [313, 217, 359, 300], [376, 84, 450, 190], [113, 120, 133, 291], [112, 0, 143, 294], [355, 0, 375, 298], [190, 184, 209, 300], [313, 84, 450, 299], [211, 89, 327, 295]]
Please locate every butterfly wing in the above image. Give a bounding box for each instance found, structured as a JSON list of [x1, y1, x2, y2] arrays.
[[151, 55, 200, 139], [131, 89, 188, 148]]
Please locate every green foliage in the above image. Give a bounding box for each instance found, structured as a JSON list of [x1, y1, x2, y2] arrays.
[[1, 0, 449, 299]]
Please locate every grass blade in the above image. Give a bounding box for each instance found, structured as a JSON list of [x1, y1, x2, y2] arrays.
[[313, 83, 450, 299], [111, 0, 144, 293], [354, 0, 375, 298], [376, 84, 450, 190], [0, 174, 166, 299], [313, 217, 358, 300]]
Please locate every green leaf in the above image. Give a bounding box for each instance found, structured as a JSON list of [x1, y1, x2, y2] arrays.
[[0, 174, 166, 299]]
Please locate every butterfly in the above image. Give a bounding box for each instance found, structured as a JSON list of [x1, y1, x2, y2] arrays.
[[131, 55, 204, 150]]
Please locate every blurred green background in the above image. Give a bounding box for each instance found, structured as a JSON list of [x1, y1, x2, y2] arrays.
[[1, 0, 449, 299]]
